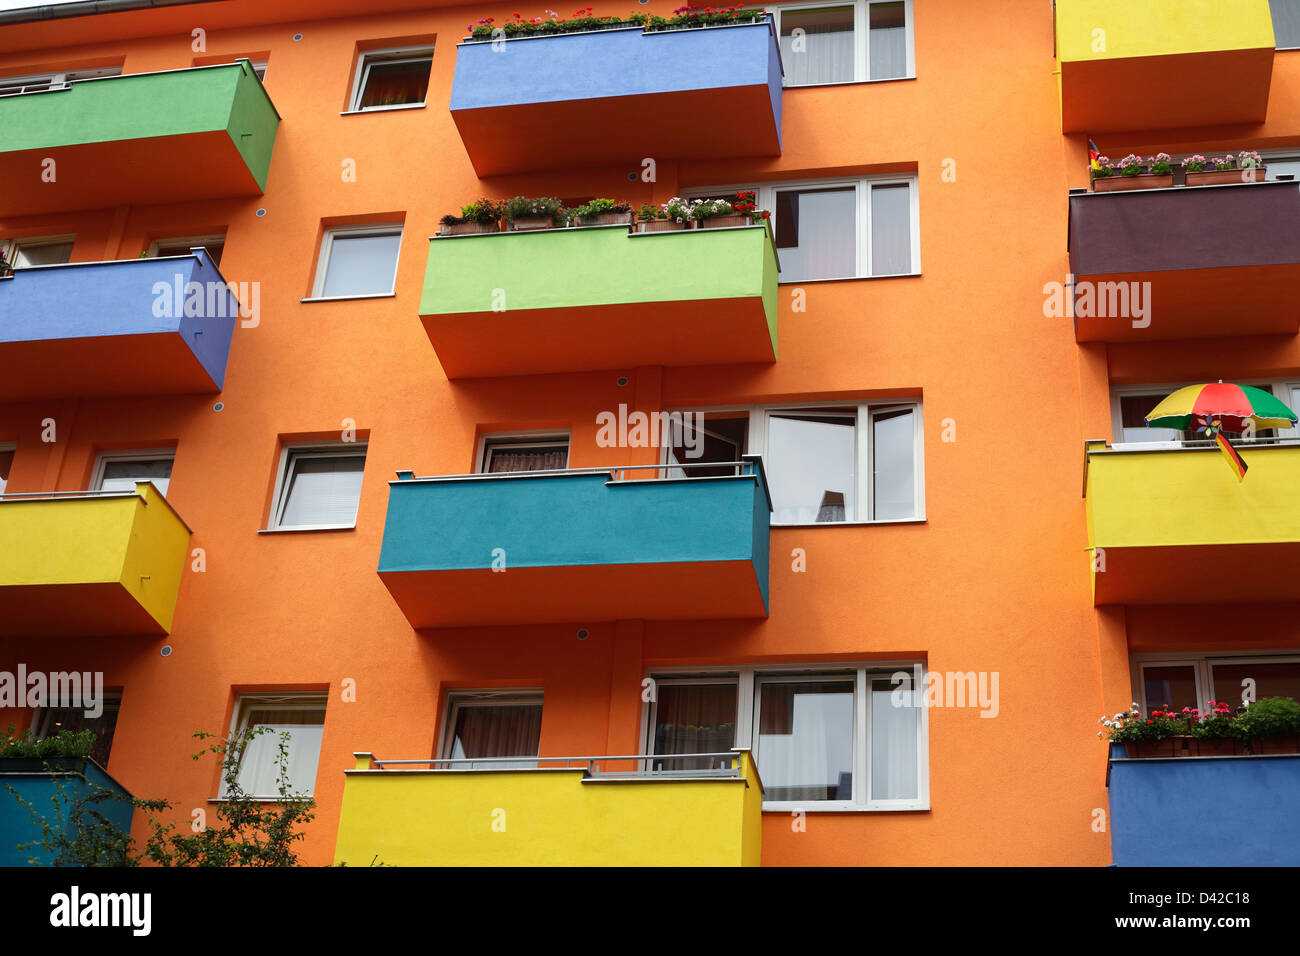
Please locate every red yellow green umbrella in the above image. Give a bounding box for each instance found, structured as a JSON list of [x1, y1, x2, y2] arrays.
[[1145, 382, 1298, 434]]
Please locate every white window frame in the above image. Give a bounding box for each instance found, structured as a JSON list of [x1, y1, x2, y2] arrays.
[[476, 431, 571, 474], [642, 662, 929, 812], [663, 399, 925, 524], [222, 693, 328, 799], [91, 449, 176, 496], [265, 441, 368, 532], [1132, 650, 1300, 714], [2, 234, 77, 269], [683, 174, 921, 281], [438, 689, 544, 764], [307, 223, 403, 300], [0, 442, 14, 495], [1110, 380, 1300, 448], [346, 46, 435, 113], [0, 66, 120, 96], [769, 0, 915, 86], [148, 234, 226, 263]]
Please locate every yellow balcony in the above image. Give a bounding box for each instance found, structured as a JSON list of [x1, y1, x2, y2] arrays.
[[0, 483, 192, 636], [1084, 440, 1300, 605], [1055, 0, 1275, 132], [334, 751, 763, 866]]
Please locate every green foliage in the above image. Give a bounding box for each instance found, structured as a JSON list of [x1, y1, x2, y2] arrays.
[[0, 726, 95, 759], [1238, 697, 1300, 739], [503, 195, 565, 223], [635, 203, 664, 221], [467, 7, 767, 41], [572, 198, 631, 221], [692, 198, 735, 220]]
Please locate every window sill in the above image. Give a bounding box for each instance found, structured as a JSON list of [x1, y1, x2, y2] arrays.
[[771, 517, 926, 529], [761, 803, 930, 813], [339, 103, 428, 115], [783, 75, 916, 90], [257, 524, 357, 534], [777, 272, 921, 286], [208, 796, 312, 803], [300, 293, 396, 303]]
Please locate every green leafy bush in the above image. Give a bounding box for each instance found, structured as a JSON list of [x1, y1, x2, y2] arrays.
[[0, 726, 95, 760], [503, 195, 565, 223], [1238, 696, 1300, 739]]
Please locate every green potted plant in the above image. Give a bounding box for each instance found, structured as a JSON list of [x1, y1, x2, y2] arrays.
[[504, 195, 565, 231], [661, 197, 697, 229], [1093, 153, 1174, 192], [571, 198, 633, 227], [1188, 700, 1246, 756], [439, 198, 501, 236], [0, 727, 96, 773], [1186, 150, 1267, 187], [634, 202, 680, 233], [694, 197, 745, 229], [1239, 696, 1300, 754], [1100, 705, 1191, 758]]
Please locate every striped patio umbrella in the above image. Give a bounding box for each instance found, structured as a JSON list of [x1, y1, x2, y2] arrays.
[[1145, 382, 1298, 482]]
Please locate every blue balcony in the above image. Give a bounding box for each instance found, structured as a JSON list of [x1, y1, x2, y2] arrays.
[[377, 458, 772, 628], [449, 21, 783, 175], [1107, 745, 1300, 865], [0, 249, 238, 401], [0, 758, 134, 866]]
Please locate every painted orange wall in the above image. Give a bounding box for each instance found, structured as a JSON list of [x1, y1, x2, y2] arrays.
[[2, 0, 1297, 866]]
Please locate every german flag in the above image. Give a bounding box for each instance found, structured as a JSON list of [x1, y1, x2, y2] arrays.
[[1089, 137, 1101, 171], [1214, 429, 1248, 482]]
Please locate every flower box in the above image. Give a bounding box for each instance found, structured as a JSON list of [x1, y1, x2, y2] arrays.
[[575, 212, 633, 228], [1185, 167, 1268, 187], [1092, 173, 1174, 192], [635, 219, 686, 233], [510, 216, 558, 231], [440, 220, 499, 236], [698, 214, 751, 229], [1249, 734, 1300, 755], [1194, 737, 1242, 757]]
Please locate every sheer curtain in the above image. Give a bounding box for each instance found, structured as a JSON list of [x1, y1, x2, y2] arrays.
[[870, 680, 918, 800], [233, 707, 326, 797], [756, 681, 854, 801], [776, 188, 857, 281], [652, 683, 738, 771], [780, 6, 856, 86], [870, 183, 911, 275], [450, 702, 543, 769], [487, 446, 568, 473], [868, 1, 908, 79]]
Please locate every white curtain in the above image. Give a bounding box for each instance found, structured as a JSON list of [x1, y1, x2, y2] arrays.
[[870, 184, 911, 275], [777, 187, 857, 282], [757, 682, 854, 801], [781, 28, 855, 86], [869, 25, 907, 79], [870, 682, 918, 800], [234, 713, 325, 797]]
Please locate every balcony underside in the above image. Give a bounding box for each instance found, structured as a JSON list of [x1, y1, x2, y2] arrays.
[[1092, 541, 1300, 606], [0, 581, 169, 637], [0, 130, 263, 217], [422, 296, 775, 378], [451, 86, 781, 176], [380, 559, 768, 629]]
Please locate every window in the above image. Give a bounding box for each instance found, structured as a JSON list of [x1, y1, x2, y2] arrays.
[[0, 444, 13, 494], [441, 691, 543, 769], [36, 694, 122, 768], [349, 47, 434, 111], [479, 434, 570, 473], [0, 66, 120, 97], [268, 443, 366, 530], [772, 0, 912, 87], [687, 176, 919, 282], [226, 694, 326, 798], [666, 414, 749, 478], [310, 224, 402, 299], [646, 664, 928, 810], [1270, 0, 1300, 49], [1136, 654, 1300, 714], [150, 235, 226, 267], [1110, 382, 1297, 447], [3, 236, 75, 268], [92, 451, 174, 496]]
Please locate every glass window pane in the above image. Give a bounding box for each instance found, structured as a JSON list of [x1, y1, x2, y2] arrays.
[[653, 683, 738, 771], [321, 232, 401, 297], [1118, 394, 1187, 443], [450, 702, 542, 769], [870, 183, 911, 275], [13, 241, 73, 267], [99, 458, 172, 496], [868, 1, 908, 79], [235, 705, 325, 797], [359, 56, 432, 108], [1270, 0, 1300, 48], [757, 680, 855, 802], [780, 5, 855, 86], [871, 678, 918, 800], [774, 187, 856, 281], [1212, 662, 1300, 708], [280, 454, 365, 527], [1143, 665, 1198, 713], [1265, 158, 1300, 181], [0, 449, 12, 494], [872, 408, 915, 519], [667, 415, 748, 478], [484, 442, 569, 473], [767, 412, 856, 523], [40, 696, 121, 768]]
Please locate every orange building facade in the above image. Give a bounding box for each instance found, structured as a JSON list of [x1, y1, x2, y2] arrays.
[[3, 0, 1300, 867]]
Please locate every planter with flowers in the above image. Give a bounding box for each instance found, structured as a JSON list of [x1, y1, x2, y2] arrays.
[[504, 195, 566, 231], [571, 198, 633, 228], [693, 198, 745, 229], [660, 197, 699, 229], [439, 198, 502, 236], [635, 203, 685, 232], [1101, 697, 1300, 757], [1092, 153, 1174, 192], [1184, 151, 1267, 187], [1239, 696, 1300, 754]]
